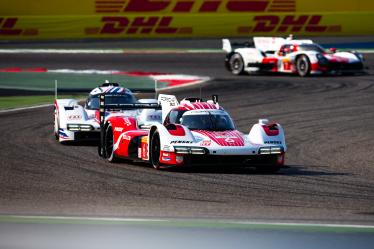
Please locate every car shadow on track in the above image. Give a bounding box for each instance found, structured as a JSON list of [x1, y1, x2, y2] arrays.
[[168, 164, 350, 176], [60, 141, 99, 147]]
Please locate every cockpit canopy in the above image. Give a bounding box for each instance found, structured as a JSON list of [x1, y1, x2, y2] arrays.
[[85, 93, 137, 110], [166, 109, 235, 131]]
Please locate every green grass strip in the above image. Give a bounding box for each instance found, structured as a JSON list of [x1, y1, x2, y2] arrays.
[[0, 72, 161, 92], [0, 215, 373, 233], [0, 95, 84, 110]]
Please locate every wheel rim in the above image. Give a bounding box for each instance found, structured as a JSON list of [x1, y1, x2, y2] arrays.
[[232, 58, 242, 72], [233, 59, 241, 70]]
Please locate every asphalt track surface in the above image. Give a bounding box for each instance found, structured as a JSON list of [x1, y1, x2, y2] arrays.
[[1, 47, 374, 225]]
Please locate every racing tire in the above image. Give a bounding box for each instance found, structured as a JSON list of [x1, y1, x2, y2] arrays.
[[229, 53, 245, 75], [54, 119, 59, 140], [150, 130, 161, 170], [104, 124, 119, 163], [54, 108, 59, 140], [296, 55, 311, 77]]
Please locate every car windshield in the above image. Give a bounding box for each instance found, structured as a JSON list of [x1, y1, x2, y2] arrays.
[[86, 94, 137, 110], [298, 44, 325, 53], [180, 113, 235, 131]]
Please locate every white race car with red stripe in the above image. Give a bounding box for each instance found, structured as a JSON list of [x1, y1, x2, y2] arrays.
[[223, 36, 364, 77], [54, 83, 161, 143], [100, 94, 286, 172]]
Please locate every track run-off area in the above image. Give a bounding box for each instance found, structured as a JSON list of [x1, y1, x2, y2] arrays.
[[0, 41, 374, 228]]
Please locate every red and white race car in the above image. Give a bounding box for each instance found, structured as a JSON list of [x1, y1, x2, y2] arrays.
[[99, 94, 287, 172], [223, 36, 365, 77]]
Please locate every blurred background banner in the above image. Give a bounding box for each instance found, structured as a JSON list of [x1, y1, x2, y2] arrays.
[[1, 0, 374, 40]]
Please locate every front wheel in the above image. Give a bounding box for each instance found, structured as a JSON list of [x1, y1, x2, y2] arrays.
[[150, 131, 161, 169], [104, 124, 118, 163], [296, 55, 311, 77], [229, 53, 245, 75]]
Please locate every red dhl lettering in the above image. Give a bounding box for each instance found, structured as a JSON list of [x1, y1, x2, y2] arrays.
[[0, 17, 38, 36], [239, 15, 341, 34], [87, 16, 192, 35], [95, 0, 296, 13]]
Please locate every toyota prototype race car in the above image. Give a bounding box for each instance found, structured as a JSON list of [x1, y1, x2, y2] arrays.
[[98, 93, 287, 172], [223, 36, 365, 77], [54, 82, 161, 143]]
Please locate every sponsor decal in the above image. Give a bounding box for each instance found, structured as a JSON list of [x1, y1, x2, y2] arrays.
[[123, 134, 132, 140], [114, 127, 123, 132], [67, 114, 82, 120], [264, 141, 282, 144], [0, 17, 38, 36], [123, 117, 133, 126], [238, 15, 341, 34], [200, 140, 211, 146], [86, 16, 192, 35], [170, 140, 193, 144]]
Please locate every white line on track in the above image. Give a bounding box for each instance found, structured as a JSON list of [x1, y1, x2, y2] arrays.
[[0, 103, 53, 114], [0, 49, 223, 54], [2, 215, 374, 229], [0, 48, 373, 54]]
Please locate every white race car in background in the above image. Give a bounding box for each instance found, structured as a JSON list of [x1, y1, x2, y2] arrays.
[[223, 36, 365, 77], [54, 83, 161, 143]]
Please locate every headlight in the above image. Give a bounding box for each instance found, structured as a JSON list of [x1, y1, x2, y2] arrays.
[[259, 146, 283, 155], [174, 147, 206, 155], [67, 124, 94, 131]]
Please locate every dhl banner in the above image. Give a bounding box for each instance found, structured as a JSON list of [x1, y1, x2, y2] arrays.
[[0, 0, 374, 40]]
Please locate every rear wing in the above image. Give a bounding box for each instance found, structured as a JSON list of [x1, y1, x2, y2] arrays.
[[222, 39, 254, 53], [98, 93, 161, 157]]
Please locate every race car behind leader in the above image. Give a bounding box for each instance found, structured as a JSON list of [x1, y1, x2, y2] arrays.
[[223, 35, 365, 77]]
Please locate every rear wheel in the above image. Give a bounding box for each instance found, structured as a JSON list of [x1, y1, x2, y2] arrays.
[[104, 124, 118, 163], [229, 53, 245, 75], [150, 131, 161, 169], [296, 55, 311, 77]]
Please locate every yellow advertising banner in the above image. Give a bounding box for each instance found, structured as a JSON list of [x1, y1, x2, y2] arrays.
[[0, 0, 373, 40], [2, 0, 374, 15]]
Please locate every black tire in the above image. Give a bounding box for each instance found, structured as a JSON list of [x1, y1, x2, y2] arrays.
[[150, 131, 161, 169], [54, 119, 59, 140], [54, 107, 59, 140], [229, 53, 245, 75], [104, 124, 118, 163], [296, 55, 311, 77]]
